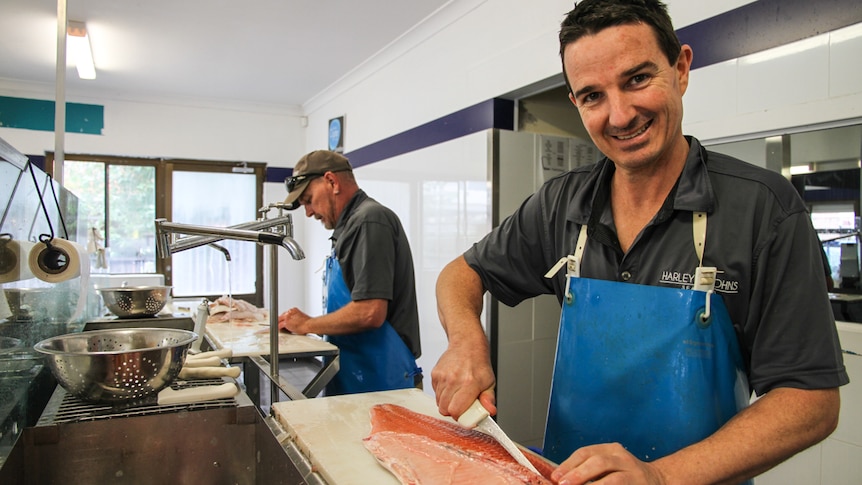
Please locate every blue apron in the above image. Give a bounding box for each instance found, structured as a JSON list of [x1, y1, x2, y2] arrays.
[[323, 251, 421, 395], [543, 213, 750, 469]]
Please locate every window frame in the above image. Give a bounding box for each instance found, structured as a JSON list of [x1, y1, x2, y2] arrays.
[[46, 153, 266, 306]]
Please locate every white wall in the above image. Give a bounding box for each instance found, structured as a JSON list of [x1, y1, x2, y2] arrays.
[[301, 0, 763, 152], [0, 80, 306, 164], [685, 22, 862, 144], [301, 0, 572, 151]]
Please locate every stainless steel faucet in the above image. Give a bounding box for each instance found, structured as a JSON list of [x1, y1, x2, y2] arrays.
[[155, 207, 305, 260], [154, 202, 306, 408], [207, 243, 232, 261]]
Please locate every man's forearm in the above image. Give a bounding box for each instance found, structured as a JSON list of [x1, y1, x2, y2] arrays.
[[433, 256, 497, 417], [654, 387, 840, 485], [436, 256, 486, 339]]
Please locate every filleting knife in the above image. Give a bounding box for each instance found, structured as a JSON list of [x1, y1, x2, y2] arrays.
[[458, 399, 542, 475]]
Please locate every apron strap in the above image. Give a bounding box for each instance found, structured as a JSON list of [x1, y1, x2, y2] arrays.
[[693, 211, 707, 266], [573, 223, 588, 275], [545, 224, 589, 302], [546, 213, 717, 301], [691, 211, 718, 320]]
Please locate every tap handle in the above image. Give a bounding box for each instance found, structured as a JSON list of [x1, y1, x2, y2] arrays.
[[258, 232, 285, 246], [155, 218, 171, 258], [260, 202, 291, 218]]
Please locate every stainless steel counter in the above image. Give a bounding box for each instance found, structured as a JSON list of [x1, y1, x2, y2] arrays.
[[205, 321, 339, 402], [0, 376, 306, 484]]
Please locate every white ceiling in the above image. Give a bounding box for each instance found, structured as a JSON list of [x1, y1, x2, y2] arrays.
[[0, 0, 451, 110]]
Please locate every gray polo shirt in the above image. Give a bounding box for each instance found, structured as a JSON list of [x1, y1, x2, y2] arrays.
[[331, 189, 421, 358], [465, 137, 847, 395]]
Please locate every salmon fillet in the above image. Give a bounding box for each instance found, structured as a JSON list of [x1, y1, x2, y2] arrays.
[[364, 403, 555, 484], [365, 431, 549, 485]]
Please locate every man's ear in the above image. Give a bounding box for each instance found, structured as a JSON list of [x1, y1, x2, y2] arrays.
[[677, 44, 694, 96], [323, 171, 340, 193]]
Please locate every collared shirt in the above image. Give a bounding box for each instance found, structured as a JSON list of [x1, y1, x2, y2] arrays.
[[331, 189, 421, 358], [465, 137, 847, 394]]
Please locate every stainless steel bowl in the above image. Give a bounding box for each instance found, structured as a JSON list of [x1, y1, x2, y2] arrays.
[[98, 285, 172, 318], [34, 328, 197, 403]]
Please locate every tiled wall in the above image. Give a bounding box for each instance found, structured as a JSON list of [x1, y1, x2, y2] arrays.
[[756, 323, 862, 484], [684, 23, 862, 143]]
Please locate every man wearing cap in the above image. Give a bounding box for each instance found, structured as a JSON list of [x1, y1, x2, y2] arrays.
[[279, 150, 422, 395]]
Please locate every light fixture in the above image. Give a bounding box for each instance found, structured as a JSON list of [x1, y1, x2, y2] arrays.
[[67, 21, 96, 80]]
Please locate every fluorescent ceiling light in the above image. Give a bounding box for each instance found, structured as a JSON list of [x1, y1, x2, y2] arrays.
[[67, 21, 96, 80]]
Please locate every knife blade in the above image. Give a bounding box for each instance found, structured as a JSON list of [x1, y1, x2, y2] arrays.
[[458, 399, 541, 475]]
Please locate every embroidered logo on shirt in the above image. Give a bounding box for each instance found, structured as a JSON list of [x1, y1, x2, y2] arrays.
[[659, 270, 739, 294]]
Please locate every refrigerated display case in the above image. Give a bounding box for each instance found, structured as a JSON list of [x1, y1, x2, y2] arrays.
[[0, 136, 92, 466]]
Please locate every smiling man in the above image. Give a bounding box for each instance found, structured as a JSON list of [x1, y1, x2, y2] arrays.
[[431, 1, 848, 484]]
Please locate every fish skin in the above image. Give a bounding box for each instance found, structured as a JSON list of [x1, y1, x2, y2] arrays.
[[367, 403, 556, 483]]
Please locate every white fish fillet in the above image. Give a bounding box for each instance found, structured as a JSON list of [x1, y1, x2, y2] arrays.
[[206, 296, 268, 323]]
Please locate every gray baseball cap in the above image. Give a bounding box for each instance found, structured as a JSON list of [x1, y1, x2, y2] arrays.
[[283, 150, 352, 209]]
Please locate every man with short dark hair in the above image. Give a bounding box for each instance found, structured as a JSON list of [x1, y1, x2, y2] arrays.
[[431, 1, 847, 483]]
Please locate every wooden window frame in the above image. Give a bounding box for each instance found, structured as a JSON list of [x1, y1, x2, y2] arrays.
[[46, 153, 266, 306]]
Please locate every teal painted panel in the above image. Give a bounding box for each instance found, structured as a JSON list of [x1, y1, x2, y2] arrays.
[[0, 96, 104, 135]]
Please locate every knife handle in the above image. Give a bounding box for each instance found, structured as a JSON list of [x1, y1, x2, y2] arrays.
[[178, 365, 241, 379], [183, 355, 222, 367], [457, 399, 491, 428], [187, 348, 233, 361]]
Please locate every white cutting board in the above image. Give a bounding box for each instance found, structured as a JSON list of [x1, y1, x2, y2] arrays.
[[206, 321, 337, 357], [272, 388, 451, 484]]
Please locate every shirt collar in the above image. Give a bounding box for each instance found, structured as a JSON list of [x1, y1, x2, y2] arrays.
[[331, 189, 368, 242], [567, 136, 715, 224], [673, 137, 715, 213]]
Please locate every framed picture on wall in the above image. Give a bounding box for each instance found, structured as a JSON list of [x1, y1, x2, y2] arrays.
[[328, 116, 344, 153]]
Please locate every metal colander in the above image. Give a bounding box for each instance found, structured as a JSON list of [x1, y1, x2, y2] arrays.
[[34, 328, 197, 403], [98, 286, 172, 318]]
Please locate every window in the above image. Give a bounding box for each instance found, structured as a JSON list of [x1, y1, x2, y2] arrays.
[[49, 154, 266, 306], [171, 170, 258, 298], [63, 160, 157, 273]]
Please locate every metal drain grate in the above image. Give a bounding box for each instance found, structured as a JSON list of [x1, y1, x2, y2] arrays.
[[38, 378, 238, 425]]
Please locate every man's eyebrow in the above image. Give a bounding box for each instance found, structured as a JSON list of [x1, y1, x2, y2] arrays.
[[623, 61, 658, 78], [572, 84, 596, 101], [572, 61, 660, 100]]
